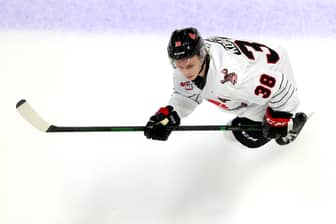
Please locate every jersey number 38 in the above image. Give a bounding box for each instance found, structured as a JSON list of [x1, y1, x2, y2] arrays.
[[235, 40, 278, 99]]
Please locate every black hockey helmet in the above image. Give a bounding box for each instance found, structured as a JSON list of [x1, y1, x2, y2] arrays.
[[167, 27, 204, 60]]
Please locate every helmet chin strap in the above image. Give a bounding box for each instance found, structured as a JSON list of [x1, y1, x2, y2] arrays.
[[198, 57, 206, 76], [192, 54, 210, 90], [196, 51, 209, 78]]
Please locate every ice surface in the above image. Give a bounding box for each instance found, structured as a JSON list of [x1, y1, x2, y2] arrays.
[[1, 31, 335, 224]]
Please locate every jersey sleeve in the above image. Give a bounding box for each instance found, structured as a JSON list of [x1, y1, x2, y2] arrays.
[[267, 47, 300, 113], [169, 91, 201, 117], [268, 73, 300, 113], [168, 71, 203, 118]]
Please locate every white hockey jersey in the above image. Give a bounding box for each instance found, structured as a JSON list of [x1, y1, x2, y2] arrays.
[[168, 37, 300, 121]]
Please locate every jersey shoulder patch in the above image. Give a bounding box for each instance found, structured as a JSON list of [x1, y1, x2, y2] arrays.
[[173, 70, 201, 93]]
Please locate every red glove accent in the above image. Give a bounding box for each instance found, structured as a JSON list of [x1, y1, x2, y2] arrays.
[[265, 107, 291, 127], [157, 107, 171, 116]]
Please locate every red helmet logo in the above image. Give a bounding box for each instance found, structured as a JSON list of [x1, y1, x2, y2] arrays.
[[188, 33, 196, 40]]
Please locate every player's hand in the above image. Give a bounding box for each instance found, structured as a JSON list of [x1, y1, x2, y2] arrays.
[[144, 106, 180, 141], [262, 107, 292, 139]]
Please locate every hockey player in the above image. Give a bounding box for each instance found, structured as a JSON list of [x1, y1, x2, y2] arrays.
[[144, 27, 307, 148]]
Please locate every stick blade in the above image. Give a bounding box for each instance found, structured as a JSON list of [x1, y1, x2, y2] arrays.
[[16, 99, 51, 132]]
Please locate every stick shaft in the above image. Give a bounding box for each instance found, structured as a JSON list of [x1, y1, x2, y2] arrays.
[[47, 125, 261, 132]]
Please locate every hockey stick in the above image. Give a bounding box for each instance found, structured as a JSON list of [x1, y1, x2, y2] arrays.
[[16, 99, 262, 133]]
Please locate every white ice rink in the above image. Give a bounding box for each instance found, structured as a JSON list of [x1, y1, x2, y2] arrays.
[[1, 31, 335, 224]]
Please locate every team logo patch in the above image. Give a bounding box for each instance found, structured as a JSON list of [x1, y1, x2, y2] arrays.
[[180, 81, 193, 90], [220, 68, 238, 85]]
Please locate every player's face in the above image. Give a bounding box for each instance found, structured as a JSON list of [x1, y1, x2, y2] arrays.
[[174, 55, 202, 80]]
